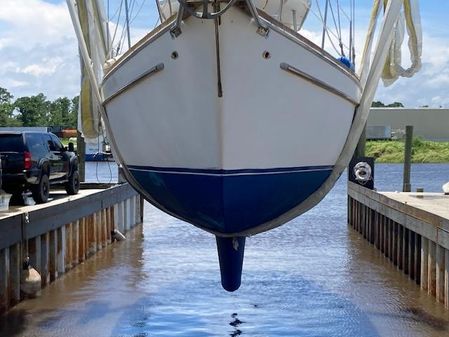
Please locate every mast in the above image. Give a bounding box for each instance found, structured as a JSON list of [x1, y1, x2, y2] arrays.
[[124, 0, 132, 49], [321, 0, 330, 49]]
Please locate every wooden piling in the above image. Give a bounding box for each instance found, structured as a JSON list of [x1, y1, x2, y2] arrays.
[[0, 248, 10, 312], [0, 183, 143, 314], [49, 230, 57, 282], [398, 225, 404, 271], [40, 233, 50, 287], [348, 181, 449, 308], [427, 241, 436, 297], [436, 244, 445, 303], [28, 237, 41, 275], [57, 226, 65, 275], [421, 237, 429, 291], [63, 223, 73, 272], [444, 249, 449, 309], [409, 230, 415, 280], [9, 244, 21, 306], [403, 125, 413, 192]]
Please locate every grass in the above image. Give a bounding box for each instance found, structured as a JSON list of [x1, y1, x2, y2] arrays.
[[366, 139, 449, 163]]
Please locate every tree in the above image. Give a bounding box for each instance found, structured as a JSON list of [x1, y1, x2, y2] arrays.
[[0, 87, 79, 128], [0, 87, 13, 104], [68, 95, 79, 128], [14, 93, 50, 126], [371, 101, 386, 107], [387, 102, 404, 107], [49, 97, 72, 127], [371, 100, 404, 108], [0, 87, 21, 126]]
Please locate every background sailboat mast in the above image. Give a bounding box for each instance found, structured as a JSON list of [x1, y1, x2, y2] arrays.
[[321, 0, 330, 49], [124, 0, 132, 49]]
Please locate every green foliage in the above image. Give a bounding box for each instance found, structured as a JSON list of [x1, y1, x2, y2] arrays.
[[0, 87, 19, 127], [387, 102, 404, 107], [371, 101, 386, 107], [0, 86, 79, 128], [366, 139, 449, 163], [15, 93, 50, 126], [371, 101, 404, 107]]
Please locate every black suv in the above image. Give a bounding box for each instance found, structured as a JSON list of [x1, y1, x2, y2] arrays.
[[0, 131, 80, 203]]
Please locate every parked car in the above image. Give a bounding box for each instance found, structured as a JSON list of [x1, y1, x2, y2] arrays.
[[0, 131, 79, 203]]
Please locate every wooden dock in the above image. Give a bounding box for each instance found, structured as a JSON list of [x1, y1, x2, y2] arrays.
[[348, 181, 449, 308], [0, 183, 143, 314]]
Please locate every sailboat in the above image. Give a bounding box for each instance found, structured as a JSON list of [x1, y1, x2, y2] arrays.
[[66, 0, 421, 291]]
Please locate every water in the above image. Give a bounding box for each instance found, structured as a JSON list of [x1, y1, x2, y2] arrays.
[[1, 163, 449, 337]]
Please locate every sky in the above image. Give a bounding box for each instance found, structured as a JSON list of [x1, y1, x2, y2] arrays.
[[0, 0, 448, 108]]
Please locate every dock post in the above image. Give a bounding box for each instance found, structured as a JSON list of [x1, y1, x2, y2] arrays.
[[57, 226, 66, 275], [403, 228, 409, 274], [436, 244, 445, 303], [79, 218, 86, 262], [40, 233, 50, 287], [96, 212, 102, 251], [415, 235, 421, 285], [49, 230, 58, 282], [88, 214, 97, 256], [64, 223, 72, 271], [445, 249, 449, 308], [29, 237, 41, 276], [0, 248, 10, 312], [398, 225, 404, 270], [392, 222, 398, 265], [428, 241, 437, 296], [409, 231, 415, 280], [72, 220, 80, 265], [421, 237, 429, 291], [9, 243, 21, 306], [403, 125, 413, 192]]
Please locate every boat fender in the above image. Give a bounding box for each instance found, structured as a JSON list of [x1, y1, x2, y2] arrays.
[[20, 257, 41, 296], [111, 229, 126, 241], [442, 182, 449, 195], [354, 162, 372, 184], [337, 56, 354, 70]]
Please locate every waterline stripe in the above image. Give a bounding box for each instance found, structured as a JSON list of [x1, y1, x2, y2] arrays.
[[128, 165, 333, 177]]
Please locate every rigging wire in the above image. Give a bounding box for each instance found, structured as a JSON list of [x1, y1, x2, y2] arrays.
[[328, 1, 344, 56], [311, 0, 354, 57], [110, 0, 124, 55], [117, 0, 137, 53], [314, 0, 343, 56], [129, 0, 149, 25]]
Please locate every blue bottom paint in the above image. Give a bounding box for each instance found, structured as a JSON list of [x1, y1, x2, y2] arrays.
[[85, 153, 112, 161], [129, 166, 332, 234]]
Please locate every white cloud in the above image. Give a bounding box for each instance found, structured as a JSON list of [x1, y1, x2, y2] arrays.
[[0, 0, 79, 100], [0, 0, 448, 109], [20, 57, 63, 77]]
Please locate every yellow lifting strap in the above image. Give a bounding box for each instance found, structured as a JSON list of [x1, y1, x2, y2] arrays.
[[381, 0, 422, 86]]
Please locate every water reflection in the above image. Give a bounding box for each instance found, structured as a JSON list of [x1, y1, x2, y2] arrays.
[[1, 163, 449, 337]]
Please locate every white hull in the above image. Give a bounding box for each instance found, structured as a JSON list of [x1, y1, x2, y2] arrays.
[[103, 7, 361, 170], [102, 7, 361, 235]]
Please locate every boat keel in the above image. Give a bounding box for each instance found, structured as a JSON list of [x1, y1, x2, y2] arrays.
[[215, 236, 246, 292]]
